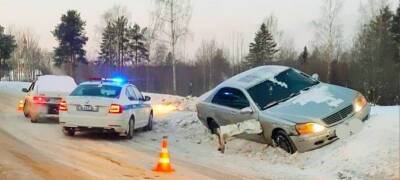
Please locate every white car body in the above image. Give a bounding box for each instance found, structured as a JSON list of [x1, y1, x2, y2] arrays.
[[59, 80, 153, 138], [22, 75, 77, 122]]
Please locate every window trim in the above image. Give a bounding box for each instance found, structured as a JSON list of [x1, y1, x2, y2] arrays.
[[132, 86, 144, 101], [211, 87, 250, 110], [126, 85, 138, 100]]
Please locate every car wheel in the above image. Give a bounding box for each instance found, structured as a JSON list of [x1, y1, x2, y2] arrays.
[[30, 116, 38, 123], [273, 130, 297, 154], [207, 118, 220, 134], [126, 118, 135, 139], [23, 101, 30, 118], [144, 113, 153, 131], [63, 127, 75, 136]]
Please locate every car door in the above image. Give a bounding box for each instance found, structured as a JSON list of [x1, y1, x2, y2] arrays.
[[126, 86, 146, 127], [211, 87, 255, 126], [132, 86, 151, 125]]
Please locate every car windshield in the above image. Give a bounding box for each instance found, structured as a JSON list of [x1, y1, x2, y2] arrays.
[[70, 84, 122, 98], [247, 69, 319, 110]]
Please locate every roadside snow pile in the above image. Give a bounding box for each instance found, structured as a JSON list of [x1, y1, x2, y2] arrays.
[[144, 93, 399, 179], [145, 93, 197, 112], [0, 81, 30, 94]]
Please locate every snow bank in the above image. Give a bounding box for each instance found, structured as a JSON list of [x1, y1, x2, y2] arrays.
[[143, 93, 400, 179], [144, 93, 197, 112], [0, 81, 30, 94]]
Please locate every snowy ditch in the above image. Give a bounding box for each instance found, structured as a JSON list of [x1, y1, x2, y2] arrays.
[[0, 82, 398, 179], [142, 92, 399, 179]]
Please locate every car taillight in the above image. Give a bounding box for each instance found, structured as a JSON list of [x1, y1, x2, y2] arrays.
[[109, 104, 123, 114], [59, 100, 68, 111], [33, 96, 47, 104]]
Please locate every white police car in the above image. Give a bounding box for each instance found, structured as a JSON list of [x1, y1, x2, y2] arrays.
[[59, 78, 153, 139]]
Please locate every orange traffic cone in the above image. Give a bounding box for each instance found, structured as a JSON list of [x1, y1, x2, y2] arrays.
[[153, 136, 174, 173], [17, 100, 24, 111]]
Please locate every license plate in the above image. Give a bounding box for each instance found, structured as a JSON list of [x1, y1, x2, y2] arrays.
[[77, 105, 97, 112], [335, 118, 363, 139]]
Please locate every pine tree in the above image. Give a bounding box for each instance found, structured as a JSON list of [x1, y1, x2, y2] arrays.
[[298, 46, 309, 64], [127, 24, 149, 65], [52, 10, 88, 76], [0, 25, 17, 79], [114, 16, 129, 68], [99, 17, 149, 68], [245, 23, 278, 68], [99, 22, 117, 67], [352, 6, 399, 104], [391, 2, 400, 60]]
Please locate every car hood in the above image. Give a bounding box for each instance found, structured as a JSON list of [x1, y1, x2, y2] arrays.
[[262, 83, 357, 124]]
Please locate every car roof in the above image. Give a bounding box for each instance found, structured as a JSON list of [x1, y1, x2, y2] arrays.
[[35, 75, 77, 92], [217, 65, 289, 89], [79, 81, 131, 87]]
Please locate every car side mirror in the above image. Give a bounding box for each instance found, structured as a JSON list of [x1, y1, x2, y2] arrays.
[[311, 73, 319, 80], [240, 107, 253, 114], [144, 96, 151, 101], [22, 88, 29, 93]]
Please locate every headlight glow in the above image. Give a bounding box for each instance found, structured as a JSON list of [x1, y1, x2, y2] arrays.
[[295, 123, 326, 135], [354, 94, 367, 112]]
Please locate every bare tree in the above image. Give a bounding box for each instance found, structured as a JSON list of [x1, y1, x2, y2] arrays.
[[6, 27, 49, 81], [264, 14, 283, 46], [358, 0, 390, 25], [312, 0, 344, 82], [151, 0, 192, 94], [264, 14, 297, 61]]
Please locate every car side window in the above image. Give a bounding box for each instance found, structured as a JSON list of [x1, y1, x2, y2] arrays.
[[212, 87, 250, 109], [132, 86, 144, 100], [125, 86, 138, 100]]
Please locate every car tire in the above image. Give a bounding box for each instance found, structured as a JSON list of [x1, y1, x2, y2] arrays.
[[207, 118, 220, 134], [23, 101, 30, 118], [144, 113, 153, 131], [30, 116, 38, 123], [126, 118, 135, 139], [273, 130, 297, 154], [63, 127, 75, 136]]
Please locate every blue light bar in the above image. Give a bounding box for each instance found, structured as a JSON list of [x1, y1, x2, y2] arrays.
[[111, 78, 124, 83]]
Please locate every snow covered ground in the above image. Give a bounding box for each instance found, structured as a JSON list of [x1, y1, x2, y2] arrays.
[[141, 92, 400, 180], [0, 81, 399, 179]]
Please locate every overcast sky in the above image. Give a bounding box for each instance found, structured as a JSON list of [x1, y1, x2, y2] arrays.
[[0, 0, 398, 59]]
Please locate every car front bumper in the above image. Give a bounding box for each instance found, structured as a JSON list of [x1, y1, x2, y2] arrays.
[[59, 112, 129, 134], [290, 103, 371, 153]]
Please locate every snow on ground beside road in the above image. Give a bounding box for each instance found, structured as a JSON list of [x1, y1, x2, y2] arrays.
[[1, 82, 398, 179], [0, 81, 30, 94], [142, 92, 400, 179]]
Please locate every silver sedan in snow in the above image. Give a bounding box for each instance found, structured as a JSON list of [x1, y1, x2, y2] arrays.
[[196, 65, 370, 153]]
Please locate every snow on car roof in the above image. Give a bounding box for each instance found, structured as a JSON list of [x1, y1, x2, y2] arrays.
[[36, 75, 77, 93], [217, 65, 289, 89]]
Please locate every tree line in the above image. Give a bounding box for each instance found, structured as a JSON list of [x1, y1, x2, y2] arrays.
[[0, 0, 399, 105]]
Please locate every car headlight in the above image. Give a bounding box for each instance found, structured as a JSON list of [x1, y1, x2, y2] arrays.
[[353, 94, 367, 112], [295, 123, 326, 135]]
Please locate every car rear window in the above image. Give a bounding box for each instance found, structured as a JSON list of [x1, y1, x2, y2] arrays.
[[70, 84, 122, 98]]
